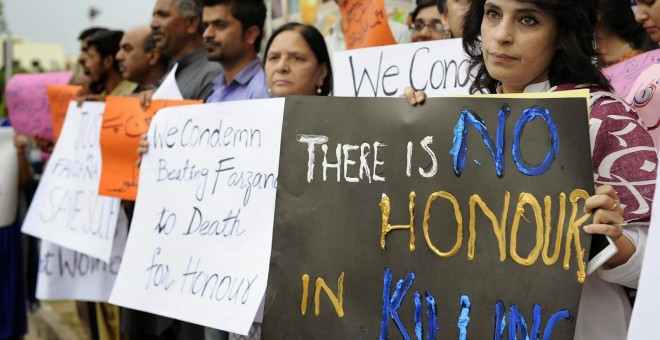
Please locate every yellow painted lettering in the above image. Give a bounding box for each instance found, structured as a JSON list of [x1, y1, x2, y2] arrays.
[[510, 193, 543, 265], [468, 192, 509, 261], [423, 191, 463, 258], [564, 189, 590, 284], [380, 192, 416, 252], [314, 272, 345, 317]]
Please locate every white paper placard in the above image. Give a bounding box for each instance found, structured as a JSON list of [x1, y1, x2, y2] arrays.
[[0, 127, 18, 227], [110, 98, 285, 335], [332, 38, 471, 97], [21, 102, 120, 261], [36, 208, 128, 302]]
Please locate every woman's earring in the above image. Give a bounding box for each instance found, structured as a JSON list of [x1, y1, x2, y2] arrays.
[[316, 86, 322, 94], [444, 29, 452, 39], [268, 88, 272, 93]]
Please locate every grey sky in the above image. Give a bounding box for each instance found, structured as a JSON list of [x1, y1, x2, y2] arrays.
[[5, 0, 156, 58]]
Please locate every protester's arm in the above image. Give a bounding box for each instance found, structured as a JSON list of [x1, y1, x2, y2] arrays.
[[597, 224, 647, 289]]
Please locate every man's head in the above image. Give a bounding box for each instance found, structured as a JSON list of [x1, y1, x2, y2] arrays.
[[151, 0, 204, 59], [116, 26, 167, 84], [78, 27, 109, 67], [84, 30, 123, 86], [200, 0, 266, 65]]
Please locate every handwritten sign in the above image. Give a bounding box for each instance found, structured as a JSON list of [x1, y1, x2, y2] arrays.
[[47, 85, 82, 142], [109, 98, 285, 335], [603, 49, 660, 98], [333, 39, 471, 97], [263, 94, 595, 338], [0, 127, 18, 227], [21, 102, 120, 262], [339, 0, 396, 49], [5, 71, 73, 139], [36, 209, 128, 302], [628, 167, 660, 339], [98, 97, 202, 200]]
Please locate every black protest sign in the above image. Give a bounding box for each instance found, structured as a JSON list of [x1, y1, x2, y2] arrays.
[[264, 94, 595, 339]]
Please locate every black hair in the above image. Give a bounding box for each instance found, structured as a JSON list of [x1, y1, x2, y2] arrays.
[[436, 0, 448, 13], [599, 0, 656, 52], [200, 0, 267, 53], [263, 22, 333, 96], [87, 30, 124, 71], [412, 0, 439, 21], [463, 0, 611, 93], [78, 27, 109, 41]]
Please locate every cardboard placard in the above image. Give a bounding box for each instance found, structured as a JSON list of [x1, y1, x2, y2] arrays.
[[6, 72, 73, 139], [98, 96, 201, 200], [21, 102, 120, 261], [47, 84, 82, 142], [263, 94, 595, 339], [109, 99, 285, 335], [339, 0, 396, 49], [333, 39, 470, 97]]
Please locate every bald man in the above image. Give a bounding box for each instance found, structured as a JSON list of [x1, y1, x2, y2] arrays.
[[116, 26, 169, 91]]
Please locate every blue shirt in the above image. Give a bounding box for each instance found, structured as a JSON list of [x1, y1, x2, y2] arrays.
[[205, 58, 270, 103]]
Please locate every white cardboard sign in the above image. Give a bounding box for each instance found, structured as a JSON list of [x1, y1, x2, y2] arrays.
[[21, 102, 120, 261], [110, 98, 285, 335], [36, 208, 128, 302], [332, 38, 471, 97]]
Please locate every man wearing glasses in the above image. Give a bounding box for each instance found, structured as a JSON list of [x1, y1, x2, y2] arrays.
[[409, 0, 451, 42]]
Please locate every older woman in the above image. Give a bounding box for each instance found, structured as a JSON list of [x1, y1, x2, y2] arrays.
[[405, 0, 656, 337], [263, 22, 332, 97]]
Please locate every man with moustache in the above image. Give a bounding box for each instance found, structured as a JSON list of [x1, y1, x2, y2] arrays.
[[82, 30, 138, 99], [149, 0, 221, 100], [116, 26, 168, 91], [202, 0, 268, 103]]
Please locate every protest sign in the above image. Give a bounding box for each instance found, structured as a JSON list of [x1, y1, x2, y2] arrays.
[[603, 49, 660, 98], [0, 127, 18, 227], [47, 84, 81, 142], [110, 99, 285, 335], [21, 102, 120, 262], [98, 97, 201, 200], [625, 64, 660, 150], [5, 71, 73, 139], [333, 39, 470, 97], [263, 93, 595, 339], [36, 209, 128, 302], [338, 0, 396, 49]]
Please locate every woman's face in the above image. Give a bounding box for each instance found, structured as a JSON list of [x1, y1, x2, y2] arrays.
[[480, 0, 559, 93], [265, 30, 328, 97], [635, 0, 660, 42]]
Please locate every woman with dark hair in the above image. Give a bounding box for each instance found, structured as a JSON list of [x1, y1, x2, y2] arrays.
[[263, 22, 332, 97], [405, 0, 656, 337], [596, 0, 655, 67]]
